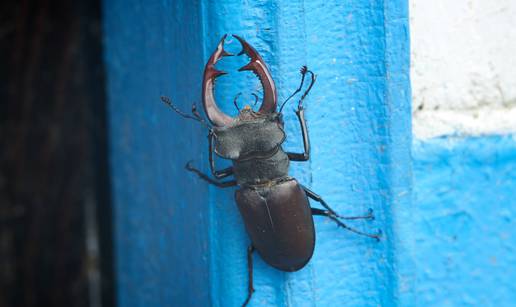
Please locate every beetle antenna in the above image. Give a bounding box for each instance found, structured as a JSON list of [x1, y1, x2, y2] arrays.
[[233, 92, 242, 111], [161, 96, 212, 129], [234, 93, 260, 111], [251, 93, 259, 107], [190, 103, 212, 129], [279, 65, 309, 113]]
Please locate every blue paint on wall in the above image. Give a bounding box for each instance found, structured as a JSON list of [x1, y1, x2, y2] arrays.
[[412, 136, 516, 306], [103, 0, 411, 306]]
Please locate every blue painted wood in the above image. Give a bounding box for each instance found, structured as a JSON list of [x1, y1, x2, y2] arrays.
[[103, 0, 411, 306], [413, 136, 516, 306], [103, 2, 211, 306]]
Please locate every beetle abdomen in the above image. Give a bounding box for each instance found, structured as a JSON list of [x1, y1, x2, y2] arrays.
[[235, 178, 315, 272]]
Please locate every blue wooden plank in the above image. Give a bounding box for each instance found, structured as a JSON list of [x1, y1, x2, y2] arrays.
[[103, 1, 211, 306], [103, 0, 411, 306], [204, 1, 411, 306]]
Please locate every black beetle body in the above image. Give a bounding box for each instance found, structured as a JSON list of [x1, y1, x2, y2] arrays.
[[236, 179, 315, 272], [214, 112, 315, 271], [162, 34, 379, 306]]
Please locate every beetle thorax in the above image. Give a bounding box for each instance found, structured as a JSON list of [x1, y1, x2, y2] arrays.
[[213, 113, 284, 160], [213, 113, 290, 185]]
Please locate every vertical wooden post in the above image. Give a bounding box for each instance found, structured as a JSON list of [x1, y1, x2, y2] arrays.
[[103, 0, 411, 305], [103, 2, 211, 306]]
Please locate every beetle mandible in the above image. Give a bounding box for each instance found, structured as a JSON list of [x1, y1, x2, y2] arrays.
[[161, 34, 381, 306]]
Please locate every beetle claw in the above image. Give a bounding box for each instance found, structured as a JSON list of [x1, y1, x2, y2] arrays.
[[232, 34, 277, 114], [367, 208, 375, 220], [375, 229, 383, 241], [185, 160, 194, 170], [203, 35, 234, 126]]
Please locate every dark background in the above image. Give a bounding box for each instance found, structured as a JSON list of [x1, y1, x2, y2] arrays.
[[0, 0, 113, 306]]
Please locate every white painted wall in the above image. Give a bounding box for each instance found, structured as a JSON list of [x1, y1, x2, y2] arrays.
[[410, 0, 516, 139]]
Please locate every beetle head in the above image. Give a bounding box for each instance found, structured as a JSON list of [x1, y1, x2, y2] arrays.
[[238, 105, 256, 120], [202, 35, 278, 127]]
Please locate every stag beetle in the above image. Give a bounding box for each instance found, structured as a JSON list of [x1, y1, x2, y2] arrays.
[[161, 34, 380, 306]]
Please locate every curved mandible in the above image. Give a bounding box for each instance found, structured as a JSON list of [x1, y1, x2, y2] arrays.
[[233, 35, 277, 114], [203, 35, 234, 126]]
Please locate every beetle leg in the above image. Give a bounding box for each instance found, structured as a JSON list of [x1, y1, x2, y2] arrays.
[[296, 69, 316, 110], [279, 66, 316, 113], [311, 207, 374, 220], [311, 208, 381, 241], [208, 131, 234, 179], [283, 66, 316, 161], [302, 185, 380, 240], [279, 66, 307, 112], [300, 185, 338, 215], [242, 245, 255, 307], [286, 107, 310, 161], [185, 161, 237, 188], [344, 207, 375, 220], [212, 166, 233, 179], [302, 185, 374, 219]]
